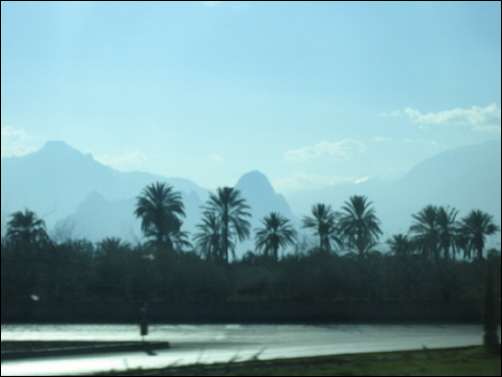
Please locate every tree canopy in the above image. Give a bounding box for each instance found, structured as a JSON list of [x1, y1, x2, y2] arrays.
[[255, 212, 297, 261], [202, 187, 251, 264], [134, 182, 185, 255]]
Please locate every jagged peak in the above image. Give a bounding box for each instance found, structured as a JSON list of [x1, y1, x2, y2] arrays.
[[41, 140, 77, 152], [31, 140, 99, 165], [235, 170, 276, 195], [85, 190, 105, 201]]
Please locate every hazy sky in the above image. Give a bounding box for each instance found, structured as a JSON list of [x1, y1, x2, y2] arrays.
[[2, 1, 501, 193]]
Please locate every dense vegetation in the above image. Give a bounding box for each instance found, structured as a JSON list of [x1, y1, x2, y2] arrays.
[[1, 182, 500, 304]]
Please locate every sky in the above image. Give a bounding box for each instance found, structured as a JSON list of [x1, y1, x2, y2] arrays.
[[1, 1, 501, 194]]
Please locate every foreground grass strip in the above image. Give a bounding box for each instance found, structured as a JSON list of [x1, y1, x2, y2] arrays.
[[95, 346, 501, 376]]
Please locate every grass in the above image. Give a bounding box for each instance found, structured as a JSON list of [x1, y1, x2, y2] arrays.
[[95, 346, 501, 376]]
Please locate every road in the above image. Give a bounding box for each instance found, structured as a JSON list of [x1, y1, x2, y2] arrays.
[[1, 323, 497, 376]]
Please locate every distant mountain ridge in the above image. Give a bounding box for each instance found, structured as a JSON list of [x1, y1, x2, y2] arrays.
[[1, 141, 296, 253], [1, 141, 207, 228], [2, 140, 500, 251], [235, 171, 294, 224], [286, 140, 501, 242]]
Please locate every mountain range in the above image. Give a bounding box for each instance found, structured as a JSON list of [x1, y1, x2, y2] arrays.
[[1, 141, 296, 253], [287, 140, 501, 243], [1, 140, 501, 253]]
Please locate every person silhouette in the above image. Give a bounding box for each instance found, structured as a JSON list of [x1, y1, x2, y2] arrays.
[[139, 300, 149, 339]]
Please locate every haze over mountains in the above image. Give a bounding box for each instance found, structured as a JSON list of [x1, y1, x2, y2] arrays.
[[1, 140, 501, 253], [288, 140, 501, 241], [0, 141, 297, 251], [1, 141, 207, 237]]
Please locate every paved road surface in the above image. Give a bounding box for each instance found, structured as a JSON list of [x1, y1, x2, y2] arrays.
[[1, 323, 497, 376]]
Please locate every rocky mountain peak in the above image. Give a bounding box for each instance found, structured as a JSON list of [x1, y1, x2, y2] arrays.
[[235, 170, 276, 196]]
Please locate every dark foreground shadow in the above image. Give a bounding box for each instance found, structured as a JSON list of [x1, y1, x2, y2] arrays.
[[1, 341, 170, 361]]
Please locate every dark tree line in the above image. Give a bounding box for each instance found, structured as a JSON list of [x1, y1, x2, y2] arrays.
[[1, 182, 500, 305]]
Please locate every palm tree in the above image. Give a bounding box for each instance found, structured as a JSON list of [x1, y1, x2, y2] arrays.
[[97, 237, 130, 256], [171, 227, 192, 253], [387, 234, 414, 257], [203, 187, 251, 264], [436, 206, 459, 260], [134, 182, 185, 255], [338, 196, 382, 258], [255, 212, 297, 261], [302, 203, 340, 255], [459, 210, 500, 260], [409, 205, 440, 263], [194, 212, 226, 262], [6, 209, 50, 250]]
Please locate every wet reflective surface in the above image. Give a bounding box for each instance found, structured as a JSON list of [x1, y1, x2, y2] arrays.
[[1, 323, 498, 376]]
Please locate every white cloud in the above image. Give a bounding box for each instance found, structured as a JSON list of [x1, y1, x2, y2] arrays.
[[95, 151, 147, 171], [1, 125, 44, 157], [385, 104, 501, 132], [1, 125, 29, 139], [354, 176, 370, 184], [284, 139, 366, 162], [208, 154, 224, 162], [274, 172, 356, 194]]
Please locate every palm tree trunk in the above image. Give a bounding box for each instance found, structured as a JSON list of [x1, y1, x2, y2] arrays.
[[222, 217, 229, 264], [477, 245, 484, 260]]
